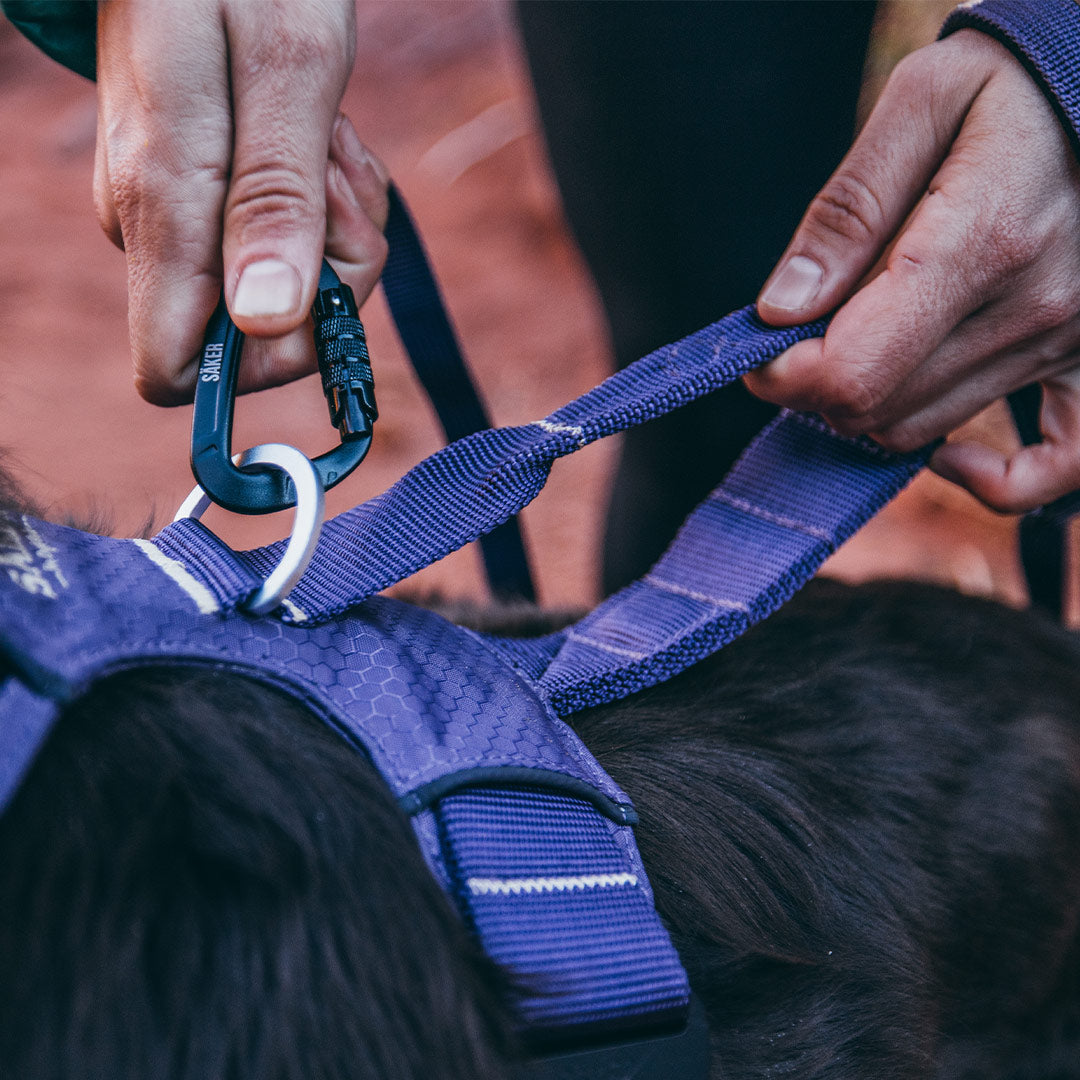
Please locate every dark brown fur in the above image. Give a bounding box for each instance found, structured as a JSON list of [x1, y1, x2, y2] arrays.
[[1, 480, 1079, 1077]]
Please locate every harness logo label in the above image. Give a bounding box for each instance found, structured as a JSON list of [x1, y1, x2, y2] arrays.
[[0, 517, 69, 599], [200, 342, 224, 382]]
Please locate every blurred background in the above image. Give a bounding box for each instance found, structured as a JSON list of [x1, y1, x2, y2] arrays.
[[0, 0, 1033, 612]]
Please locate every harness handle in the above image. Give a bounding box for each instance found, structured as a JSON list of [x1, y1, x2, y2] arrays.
[[190, 260, 377, 515]]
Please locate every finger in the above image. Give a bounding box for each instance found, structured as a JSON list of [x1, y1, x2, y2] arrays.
[[235, 122, 389, 394], [324, 116, 389, 302], [931, 373, 1080, 512], [330, 113, 390, 230], [222, 2, 356, 339], [92, 119, 122, 251], [756, 33, 994, 326], [748, 179, 992, 423], [235, 160, 386, 393], [96, 0, 232, 404], [861, 286, 1080, 451]]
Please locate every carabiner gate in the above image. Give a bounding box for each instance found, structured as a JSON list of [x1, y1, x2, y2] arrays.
[[189, 260, 377, 514]]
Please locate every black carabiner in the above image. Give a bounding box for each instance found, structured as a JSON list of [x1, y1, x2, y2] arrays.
[[190, 260, 377, 514]]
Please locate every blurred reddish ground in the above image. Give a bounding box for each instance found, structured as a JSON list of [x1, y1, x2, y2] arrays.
[[0, 1, 1031, 612]]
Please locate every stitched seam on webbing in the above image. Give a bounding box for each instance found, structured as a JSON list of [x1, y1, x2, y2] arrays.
[[708, 491, 835, 544], [467, 872, 639, 896]]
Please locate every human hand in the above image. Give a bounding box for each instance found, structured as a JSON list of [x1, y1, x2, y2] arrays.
[[94, 0, 389, 405], [749, 30, 1080, 513]]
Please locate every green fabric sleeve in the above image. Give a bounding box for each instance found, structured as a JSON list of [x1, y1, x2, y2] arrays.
[[1, 0, 97, 80]]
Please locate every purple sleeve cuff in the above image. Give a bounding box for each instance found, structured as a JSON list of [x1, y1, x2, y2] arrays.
[[940, 0, 1080, 158]]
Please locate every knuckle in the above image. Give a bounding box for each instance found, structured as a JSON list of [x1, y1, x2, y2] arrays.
[[881, 51, 926, 101], [883, 42, 967, 113], [236, 15, 348, 82], [985, 223, 1042, 277], [870, 423, 925, 455], [807, 169, 884, 246], [132, 362, 195, 407], [93, 184, 124, 250], [366, 229, 389, 274], [226, 167, 321, 236], [816, 369, 882, 423], [1026, 283, 1080, 333]]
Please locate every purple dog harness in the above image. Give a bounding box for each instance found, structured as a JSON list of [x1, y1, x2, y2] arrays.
[[0, 302, 928, 1076], [1, 3, 1077, 1074]]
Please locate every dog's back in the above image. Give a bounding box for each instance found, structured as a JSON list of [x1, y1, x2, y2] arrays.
[[575, 579, 1080, 1078], [1, 579, 1079, 1078]]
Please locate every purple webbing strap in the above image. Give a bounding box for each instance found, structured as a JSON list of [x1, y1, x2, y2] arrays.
[[155, 307, 930, 716], [535, 413, 929, 713], [156, 307, 827, 613], [437, 786, 688, 1038]]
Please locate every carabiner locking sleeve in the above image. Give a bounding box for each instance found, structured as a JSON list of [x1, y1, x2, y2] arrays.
[[190, 260, 378, 514]]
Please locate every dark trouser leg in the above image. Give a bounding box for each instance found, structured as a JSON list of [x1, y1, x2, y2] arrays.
[[517, 0, 877, 593]]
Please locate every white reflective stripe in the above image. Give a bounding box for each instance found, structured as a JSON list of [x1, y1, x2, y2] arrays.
[[280, 597, 308, 623], [467, 872, 638, 897], [534, 419, 586, 445], [131, 540, 219, 615]]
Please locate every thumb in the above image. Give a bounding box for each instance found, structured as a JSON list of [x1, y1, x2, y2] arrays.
[[221, 9, 355, 338], [756, 38, 986, 326]]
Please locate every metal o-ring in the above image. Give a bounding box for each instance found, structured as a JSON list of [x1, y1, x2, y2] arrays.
[[174, 443, 326, 615]]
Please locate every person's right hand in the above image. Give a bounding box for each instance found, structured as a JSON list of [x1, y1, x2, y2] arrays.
[[749, 30, 1080, 514], [94, 0, 389, 405]]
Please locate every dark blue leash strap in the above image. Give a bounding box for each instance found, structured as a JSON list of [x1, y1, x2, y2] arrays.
[[382, 185, 535, 600]]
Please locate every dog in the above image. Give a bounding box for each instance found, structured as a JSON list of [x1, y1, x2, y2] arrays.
[[1, 473, 1080, 1079]]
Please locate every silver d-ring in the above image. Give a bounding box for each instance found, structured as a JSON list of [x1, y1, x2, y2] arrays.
[[174, 442, 326, 616]]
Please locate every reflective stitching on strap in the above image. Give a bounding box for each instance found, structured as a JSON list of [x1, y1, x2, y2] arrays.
[[642, 574, 751, 611], [564, 630, 649, 662], [131, 540, 219, 614], [535, 419, 586, 445], [710, 490, 835, 543], [467, 872, 639, 896]]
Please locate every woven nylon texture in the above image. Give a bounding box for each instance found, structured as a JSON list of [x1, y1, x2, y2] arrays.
[[154, 307, 928, 717], [161, 306, 826, 621], [0, 516, 632, 812], [0, 511, 688, 1037], [438, 786, 687, 1035], [533, 412, 929, 713], [380, 185, 535, 599]]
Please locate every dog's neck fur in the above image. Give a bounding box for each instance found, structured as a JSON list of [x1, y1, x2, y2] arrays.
[[2, 482, 1080, 1079]]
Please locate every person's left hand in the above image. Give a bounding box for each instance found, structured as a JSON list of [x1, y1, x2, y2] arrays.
[[94, 0, 389, 405]]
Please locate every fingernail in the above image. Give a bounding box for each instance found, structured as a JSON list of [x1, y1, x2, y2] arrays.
[[232, 259, 301, 318], [330, 160, 361, 210], [761, 255, 824, 312]]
